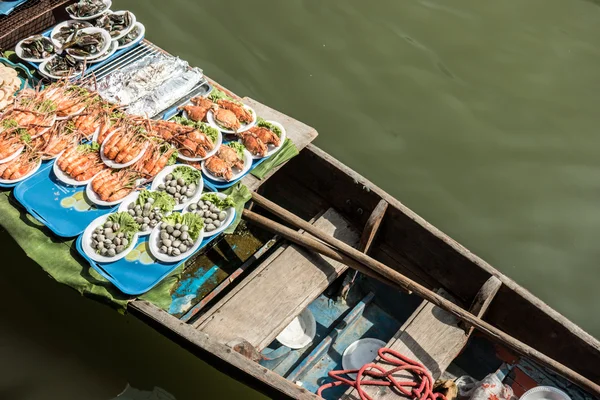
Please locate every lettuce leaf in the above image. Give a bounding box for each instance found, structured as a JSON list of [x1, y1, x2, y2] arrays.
[[107, 212, 140, 242], [226, 142, 245, 160], [257, 117, 282, 137], [201, 193, 235, 210], [162, 212, 204, 241], [137, 190, 175, 212], [172, 166, 202, 185]]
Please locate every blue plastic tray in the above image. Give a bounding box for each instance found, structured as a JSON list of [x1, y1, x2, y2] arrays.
[[0, 0, 28, 16], [75, 213, 233, 295], [13, 161, 116, 237]]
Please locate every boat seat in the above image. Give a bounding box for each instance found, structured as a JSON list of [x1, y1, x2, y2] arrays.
[[344, 277, 502, 400], [195, 208, 359, 351]]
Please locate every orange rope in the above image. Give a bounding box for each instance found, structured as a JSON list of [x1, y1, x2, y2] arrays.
[[317, 348, 446, 400]]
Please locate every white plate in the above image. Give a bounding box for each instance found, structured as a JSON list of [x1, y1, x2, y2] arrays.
[[89, 40, 118, 63], [176, 130, 222, 162], [50, 20, 93, 47], [52, 150, 98, 186], [0, 146, 24, 164], [201, 148, 252, 182], [117, 22, 145, 50], [117, 191, 163, 236], [0, 158, 41, 184], [15, 36, 55, 63], [99, 129, 148, 168], [98, 10, 136, 41], [276, 308, 316, 349], [56, 104, 86, 120], [150, 164, 204, 211], [245, 121, 287, 160], [67, 0, 112, 20], [65, 27, 112, 60], [81, 213, 138, 263], [39, 56, 84, 80], [342, 338, 386, 379], [85, 174, 131, 207], [29, 115, 56, 138], [182, 193, 235, 237], [148, 222, 204, 263], [206, 105, 257, 134]]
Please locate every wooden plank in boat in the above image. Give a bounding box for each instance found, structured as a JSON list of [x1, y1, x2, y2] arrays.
[[343, 290, 467, 400], [195, 208, 358, 351], [241, 97, 318, 191]]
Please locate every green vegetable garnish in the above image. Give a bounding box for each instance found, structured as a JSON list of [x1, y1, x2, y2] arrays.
[[18, 129, 30, 143], [208, 88, 230, 103], [1, 119, 18, 129], [257, 117, 282, 137], [162, 212, 204, 241], [107, 212, 140, 242], [172, 166, 202, 185], [168, 150, 178, 166], [37, 99, 57, 113], [201, 193, 235, 210], [77, 141, 100, 153], [137, 190, 175, 213], [226, 142, 246, 160]]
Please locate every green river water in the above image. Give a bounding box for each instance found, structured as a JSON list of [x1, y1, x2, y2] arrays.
[[2, 0, 600, 398]]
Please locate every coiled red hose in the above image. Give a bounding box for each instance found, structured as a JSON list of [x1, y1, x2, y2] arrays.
[[316, 348, 446, 400]]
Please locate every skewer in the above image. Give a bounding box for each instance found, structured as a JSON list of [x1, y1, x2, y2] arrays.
[[243, 193, 600, 397]]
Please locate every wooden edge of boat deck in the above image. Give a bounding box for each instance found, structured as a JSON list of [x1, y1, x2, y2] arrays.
[[131, 301, 321, 400]]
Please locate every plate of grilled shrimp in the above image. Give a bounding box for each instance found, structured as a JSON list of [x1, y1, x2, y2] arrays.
[[201, 142, 252, 182]]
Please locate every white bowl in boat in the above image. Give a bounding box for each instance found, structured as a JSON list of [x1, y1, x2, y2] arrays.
[[342, 338, 386, 379], [89, 39, 118, 64], [182, 192, 235, 237], [201, 148, 252, 182], [176, 130, 222, 162], [0, 158, 41, 184], [243, 120, 287, 160], [99, 10, 136, 41], [15, 36, 56, 63], [82, 213, 139, 263], [206, 104, 257, 134], [67, 0, 112, 21], [52, 150, 96, 186], [99, 129, 148, 169], [0, 145, 24, 164], [520, 387, 571, 400], [148, 221, 204, 263], [39, 56, 84, 80], [276, 308, 316, 349], [151, 164, 204, 211], [65, 27, 112, 61], [50, 20, 93, 47], [116, 22, 145, 50]]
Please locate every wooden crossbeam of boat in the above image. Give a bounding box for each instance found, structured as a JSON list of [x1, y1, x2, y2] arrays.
[[359, 199, 388, 253], [462, 275, 502, 335]]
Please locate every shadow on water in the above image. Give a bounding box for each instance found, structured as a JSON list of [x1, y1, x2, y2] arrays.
[[0, 228, 266, 400]]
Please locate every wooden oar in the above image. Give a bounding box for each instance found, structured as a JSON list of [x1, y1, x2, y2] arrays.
[[243, 193, 600, 397]]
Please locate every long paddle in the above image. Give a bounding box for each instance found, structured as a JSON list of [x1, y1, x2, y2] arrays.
[[243, 193, 600, 397]]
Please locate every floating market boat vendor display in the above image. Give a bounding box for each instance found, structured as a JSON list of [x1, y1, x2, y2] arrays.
[[1, 1, 600, 399]]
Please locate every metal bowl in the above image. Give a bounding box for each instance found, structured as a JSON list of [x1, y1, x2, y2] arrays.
[[520, 386, 571, 400]]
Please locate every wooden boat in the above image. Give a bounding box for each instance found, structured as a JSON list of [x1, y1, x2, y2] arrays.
[[125, 93, 600, 399], [2, 27, 597, 397]]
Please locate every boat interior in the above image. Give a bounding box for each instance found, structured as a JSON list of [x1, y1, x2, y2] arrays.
[[132, 143, 597, 399]]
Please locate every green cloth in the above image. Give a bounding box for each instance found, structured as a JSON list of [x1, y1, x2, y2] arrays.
[[0, 193, 182, 311], [251, 139, 298, 179], [222, 183, 252, 234]]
